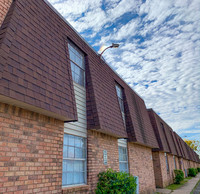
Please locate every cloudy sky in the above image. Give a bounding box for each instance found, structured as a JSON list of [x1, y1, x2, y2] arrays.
[[48, 0, 200, 141]]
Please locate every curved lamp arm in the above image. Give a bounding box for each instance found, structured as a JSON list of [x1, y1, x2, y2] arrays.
[[99, 43, 119, 58]]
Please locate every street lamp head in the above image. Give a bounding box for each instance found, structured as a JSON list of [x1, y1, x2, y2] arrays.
[[111, 43, 119, 48]]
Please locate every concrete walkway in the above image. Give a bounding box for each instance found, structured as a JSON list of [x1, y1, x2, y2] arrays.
[[156, 173, 200, 194], [193, 180, 200, 194]]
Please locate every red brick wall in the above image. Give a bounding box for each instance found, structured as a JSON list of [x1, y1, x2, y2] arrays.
[[182, 159, 191, 177], [152, 152, 177, 188], [63, 130, 157, 194], [63, 130, 120, 194], [87, 130, 119, 192], [167, 154, 176, 183], [128, 143, 156, 193], [0, 0, 12, 27], [152, 151, 163, 188], [0, 102, 64, 193], [189, 161, 195, 168]]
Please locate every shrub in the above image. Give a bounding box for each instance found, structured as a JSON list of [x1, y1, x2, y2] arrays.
[[96, 168, 137, 194], [174, 169, 184, 184], [197, 167, 200, 172], [188, 168, 197, 177]]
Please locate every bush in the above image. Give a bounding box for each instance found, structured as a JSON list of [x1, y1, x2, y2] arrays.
[[197, 167, 200, 172], [96, 169, 137, 194], [188, 168, 197, 177], [174, 169, 184, 184]]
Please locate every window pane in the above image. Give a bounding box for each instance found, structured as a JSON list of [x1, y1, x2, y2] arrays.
[[80, 138, 85, 148], [119, 163, 128, 172], [119, 99, 124, 113], [72, 71, 75, 81], [122, 154, 127, 161], [71, 61, 75, 72], [165, 155, 169, 172], [82, 148, 86, 158], [63, 160, 67, 172], [75, 136, 81, 147], [68, 147, 75, 158], [80, 172, 85, 183], [69, 135, 74, 146], [79, 161, 84, 171], [71, 64, 84, 86], [68, 42, 85, 87], [75, 64, 80, 74], [116, 84, 125, 125], [63, 146, 68, 158], [62, 172, 67, 185], [62, 134, 87, 186], [75, 148, 83, 158], [119, 146, 128, 173], [63, 134, 68, 145], [67, 173, 73, 185], [116, 85, 122, 98], [123, 147, 127, 154], [74, 160, 80, 171], [66, 160, 74, 172], [74, 172, 80, 184]]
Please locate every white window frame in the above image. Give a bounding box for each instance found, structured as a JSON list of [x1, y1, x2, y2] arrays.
[[115, 84, 126, 125], [173, 155, 177, 169], [68, 41, 85, 87], [118, 139, 129, 173], [165, 153, 169, 173], [62, 133, 87, 187]]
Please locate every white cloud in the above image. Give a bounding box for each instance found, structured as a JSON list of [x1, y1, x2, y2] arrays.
[[48, 0, 200, 141]]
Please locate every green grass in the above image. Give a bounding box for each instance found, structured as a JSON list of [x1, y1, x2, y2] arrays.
[[166, 177, 192, 190]]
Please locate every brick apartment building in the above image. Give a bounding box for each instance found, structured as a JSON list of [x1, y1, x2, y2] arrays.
[[148, 109, 199, 188], [0, 0, 199, 194]]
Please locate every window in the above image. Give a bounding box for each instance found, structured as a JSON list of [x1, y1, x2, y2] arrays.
[[182, 158, 184, 170], [173, 155, 177, 169], [165, 153, 169, 173], [115, 84, 125, 124], [62, 134, 87, 186], [118, 146, 129, 172], [68, 41, 85, 87], [160, 123, 165, 131]]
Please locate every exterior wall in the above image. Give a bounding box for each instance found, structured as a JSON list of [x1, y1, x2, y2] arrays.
[[167, 154, 176, 183], [64, 82, 87, 137], [0, 102, 64, 194], [175, 156, 179, 170], [190, 161, 194, 168], [62, 130, 157, 194], [182, 159, 190, 177], [87, 130, 119, 192], [128, 143, 156, 193], [0, 0, 12, 27], [62, 82, 89, 194], [152, 152, 178, 188], [152, 152, 163, 188]]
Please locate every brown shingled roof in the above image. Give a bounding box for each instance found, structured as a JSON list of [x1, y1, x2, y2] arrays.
[[0, 0, 159, 147], [147, 109, 169, 152], [171, 131, 182, 157], [0, 0, 77, 121]]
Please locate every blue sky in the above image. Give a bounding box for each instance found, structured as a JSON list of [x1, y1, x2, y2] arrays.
[[48, 0, 200, 142]]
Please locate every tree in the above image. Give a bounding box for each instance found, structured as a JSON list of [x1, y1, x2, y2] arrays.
[[184, 139, 200, 154]]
